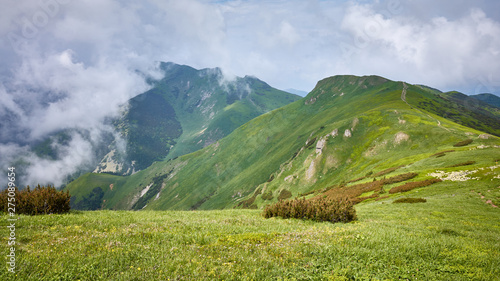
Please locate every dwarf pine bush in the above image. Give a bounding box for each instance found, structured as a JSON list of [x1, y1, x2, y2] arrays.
[[389, 179, 442, 194], [0, 185, 71, 215], [453, 139, 473, 147], [262, 197, 356, 223], [393, 197, 427, 203]]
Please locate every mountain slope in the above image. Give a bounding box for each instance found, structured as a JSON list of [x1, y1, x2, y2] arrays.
[[66, 75, 500, 210], [95, 62, 300, 172], [470, 93, 500, 108]]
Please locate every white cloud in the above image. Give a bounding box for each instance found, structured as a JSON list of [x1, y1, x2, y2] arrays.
[[1, 0, 500, 187], [9, 50, 153, 139], [24, 132, 95, 187], [339, 3, 500, 93]]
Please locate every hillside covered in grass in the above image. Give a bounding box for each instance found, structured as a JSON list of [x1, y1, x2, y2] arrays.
[[65, 75, 500, 212], [4, 179, 500, 280]]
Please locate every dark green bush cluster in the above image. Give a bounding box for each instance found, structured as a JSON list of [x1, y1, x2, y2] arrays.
[[393, 198, 427, 203], [238, 187, 261, 208], [277, 189, 292, 201], [0, 185, 71, 215], [321, 172, 420, 204], [453, 139, 473, 147], [347, 175, 368, 184], [389, 178, 442, 194], [298, 190, 316, 197], [267, 174, 275, 182], [263, 197, 356, 223], [261, 191, 274, 200], [446, 161, 476, 168], [305, 137, 317, 149], [373, 165, 405, 177], [430, 150, 455, 158], [382, 172, 418, 185]]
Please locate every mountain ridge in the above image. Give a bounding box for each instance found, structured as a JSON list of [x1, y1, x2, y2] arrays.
[[65, 73, 500, 211], [94, 62, 301, 172], [470, 93, 500, 108]]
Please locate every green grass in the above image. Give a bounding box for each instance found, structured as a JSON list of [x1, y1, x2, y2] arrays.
[[3, 178, 500, 280]]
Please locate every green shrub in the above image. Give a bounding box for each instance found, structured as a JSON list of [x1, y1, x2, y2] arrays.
[[375, 195, 389, 201], [298, 190, 316, 197], [305, 137, 317, 149], [389, 179, 442, 194], [0, 185, 71, 215], [373, 165, 405, 177], [277, 189, 292, 201], [238, 188, 262, 208], [431, 150, 455, 158], [382, 173, 418, 185], [347, 175, 367, 184], [262, 197, 356, 223], [446, 161, 476, 168], [453, 139, 473, 147], [261, 191, 274, 200], [393, 198, 427, 203], [267, 174, 275, 182]]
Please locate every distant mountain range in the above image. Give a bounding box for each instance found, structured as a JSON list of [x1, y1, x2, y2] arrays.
[[65, 73, 500, 211], [470, 93, 500, 108], [284, 88, 309, 96], [94, 62, 300, 173]]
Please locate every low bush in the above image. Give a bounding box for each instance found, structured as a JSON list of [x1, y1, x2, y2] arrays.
[[347, 175, 367, 184], [298, 190, 315, 197], [373, 165, 405, 177], [431, 150, 455, 158], [238, 188, 262, 208], [277, 189, 292, 201], [0, 185, 71, 215], [393, 198, 427, 203], [262, 197, 356, 223], [375, 195, 390, 201], [382, 172, 418, 185], [352, 193, 379, 204], [389, 178, 442, 194], [453, 139, 473, 147], [267, 174, 275, 182], [261, 191, 274, 201], [305, 137, 317, 149], [446, 161, 476, 168], [321, 173, 418, 204]]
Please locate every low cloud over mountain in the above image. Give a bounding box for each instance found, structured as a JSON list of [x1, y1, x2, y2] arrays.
[[1, 0, 499, 187]]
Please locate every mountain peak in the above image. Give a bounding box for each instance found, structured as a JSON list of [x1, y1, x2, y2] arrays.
[[304, 74, 393, 104], [316, 74, 390, 88]]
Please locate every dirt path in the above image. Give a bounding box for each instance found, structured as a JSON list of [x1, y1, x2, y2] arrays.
[[401, 82, 410, 107]]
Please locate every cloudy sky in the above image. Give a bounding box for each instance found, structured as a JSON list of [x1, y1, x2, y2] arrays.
[[1, 0, 500, 186]]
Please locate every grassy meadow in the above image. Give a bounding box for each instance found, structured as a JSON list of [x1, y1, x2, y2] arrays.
[[3, 178, 500, 280]]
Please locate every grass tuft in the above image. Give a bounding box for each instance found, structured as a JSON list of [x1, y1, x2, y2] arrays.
[[393, 197, 427, 203]]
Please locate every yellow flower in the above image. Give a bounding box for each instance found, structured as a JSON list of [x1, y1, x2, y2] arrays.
[[138, 267, 141, 271]]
